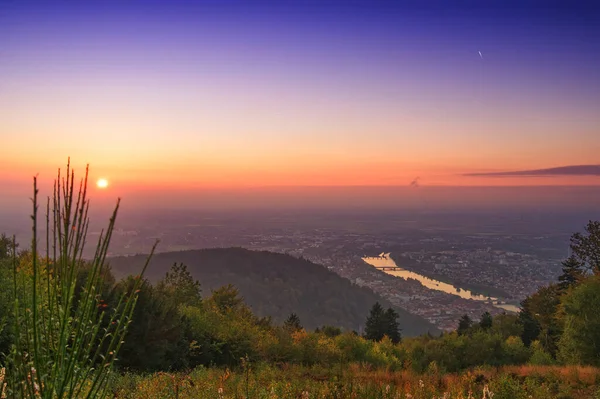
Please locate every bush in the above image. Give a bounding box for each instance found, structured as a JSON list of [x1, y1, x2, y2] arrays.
[[490, 374, 528, 399], [4, 162, 156, 398], [529, 341, 555, 366], [502, 336, 531, 364]]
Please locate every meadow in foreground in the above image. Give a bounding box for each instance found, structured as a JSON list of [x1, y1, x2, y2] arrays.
[[111, 363, 600, 399]]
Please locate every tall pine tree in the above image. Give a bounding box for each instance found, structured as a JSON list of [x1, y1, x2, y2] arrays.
[[479, 311, 493, 329], [558, 256, 584, 291], [284, 312, 303, 332], [384, 308, 402, 343], [364, 302, 386, 341], [457, 314, 473, 335], [518, 298, 541, 346], [364, 302, 401, 343]]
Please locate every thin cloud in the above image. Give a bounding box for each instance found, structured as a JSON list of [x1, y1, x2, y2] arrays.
[[463, 165, 600, 177]]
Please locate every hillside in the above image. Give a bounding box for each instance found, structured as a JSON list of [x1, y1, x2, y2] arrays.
[[108, 248, 438, 336]]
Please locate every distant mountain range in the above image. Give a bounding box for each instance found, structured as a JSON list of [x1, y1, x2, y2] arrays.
[[464, 164, 600, 177], [107, 248, 439, 336]]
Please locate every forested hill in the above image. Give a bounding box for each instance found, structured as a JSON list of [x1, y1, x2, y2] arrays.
[[108, 248, 438, 336]]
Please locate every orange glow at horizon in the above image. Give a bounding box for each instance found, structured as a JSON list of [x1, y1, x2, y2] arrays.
[[4, 148, 599, 196], [1, 157, 598, 195]]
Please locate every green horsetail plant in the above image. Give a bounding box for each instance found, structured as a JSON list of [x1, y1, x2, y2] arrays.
[[5, 160, 158, 399]]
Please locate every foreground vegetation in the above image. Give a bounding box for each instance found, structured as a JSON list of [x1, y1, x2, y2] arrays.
[[111, 363, 600, 399], [1, 161, 600, 398]]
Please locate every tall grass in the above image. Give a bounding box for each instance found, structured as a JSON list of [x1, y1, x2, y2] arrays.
[[4, 160, 157, 399], [110, 363, 600, 399]]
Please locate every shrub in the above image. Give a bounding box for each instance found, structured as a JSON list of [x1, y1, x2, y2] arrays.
[[4, 161, 156, 398], [529, 341, 555, 366]]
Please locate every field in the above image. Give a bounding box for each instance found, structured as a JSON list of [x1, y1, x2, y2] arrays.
[[112, 364, 600, 399]]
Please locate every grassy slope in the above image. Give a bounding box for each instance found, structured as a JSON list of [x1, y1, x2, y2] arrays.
[[108, 248, 439, 336]]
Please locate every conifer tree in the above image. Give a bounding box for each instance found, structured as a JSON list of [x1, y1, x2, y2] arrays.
[[284, 313, 303, 332], [558, 256, 585, 291], [518, 301, 541, 346], [479, 311, 493, 329], [156, 262, 202, 307], [457, 314, 473, 335], [384, 308, 402, 343], [364, 302, 386, 341], [365, 302, 401, 342]]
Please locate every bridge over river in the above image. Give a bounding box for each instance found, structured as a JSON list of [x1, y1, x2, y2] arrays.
[[362, 252, 520, 313]]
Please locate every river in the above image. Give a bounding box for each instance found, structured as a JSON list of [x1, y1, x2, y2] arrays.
[[362, 253, 520, 313]]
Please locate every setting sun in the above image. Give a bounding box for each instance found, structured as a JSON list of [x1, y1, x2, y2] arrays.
[[96, 178, 109, 189]]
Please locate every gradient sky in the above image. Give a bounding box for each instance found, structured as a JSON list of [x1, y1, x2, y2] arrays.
[[1, 0, 600, 204]]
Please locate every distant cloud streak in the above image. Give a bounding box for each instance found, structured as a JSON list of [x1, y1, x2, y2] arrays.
[[464, 165, 600, 177]]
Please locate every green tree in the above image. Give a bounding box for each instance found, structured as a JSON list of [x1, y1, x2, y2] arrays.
[[479, 311, 493, 330], [113, 277, 190, 371], [364, 302, 386, 341], [364, 302, 401, 343], [491, 313, 523, 340], [155, 262, 202, 308], [424, 333, 467, 372], [558, 256, 585, 291], [182, 285, 264, 367], [384, 308, 402, 343], [528, 340, 554, 365], [570, 220, 600, 273], [518, 300, 541, 347], [520, 285, 561, 355], [558, 275, 600, 366], [502, 336, 530, 364], [463, 330, 504, 367], [316, 325, 342, 337], [284, 313, 303, 332], [210, 284, 247, 314], [0, 233, 18, 260], [457, 314, 473, 336]]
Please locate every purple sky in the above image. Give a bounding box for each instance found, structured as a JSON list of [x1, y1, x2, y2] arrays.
[[1, 1, 599, 211]]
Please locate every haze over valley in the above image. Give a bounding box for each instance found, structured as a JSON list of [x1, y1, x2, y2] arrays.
[[5, 204, 595, 332]]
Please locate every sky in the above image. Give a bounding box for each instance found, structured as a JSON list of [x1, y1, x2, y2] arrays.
[[1, 0, 600, 210]]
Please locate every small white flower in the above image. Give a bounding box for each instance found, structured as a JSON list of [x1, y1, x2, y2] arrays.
[[482, 384, 494, 399]]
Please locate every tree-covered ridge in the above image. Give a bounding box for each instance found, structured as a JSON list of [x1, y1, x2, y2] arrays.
[[106, 248, 439, 336]]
